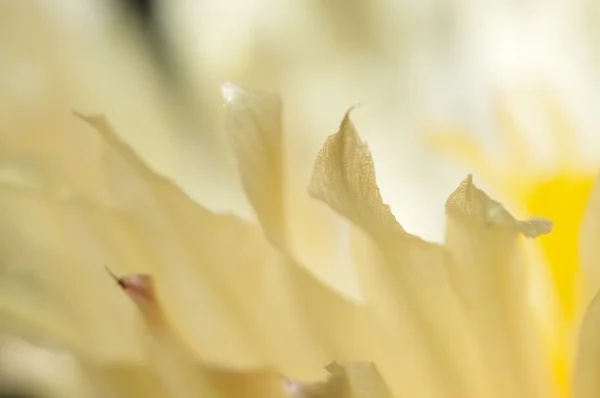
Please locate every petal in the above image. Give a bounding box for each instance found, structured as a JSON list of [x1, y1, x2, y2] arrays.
[[0, 189, 146, 362], [286, 362, 392, 398], [573, 290, 600, 398], [222, 83, 359, 299], [580, 174, 600, 306], [222, 84, 379, 367], [0, 334, 97, 398], [444, 175, 554, 398], [222, 82, 286, 245], [308, 107, 401, 239], [0, 112, 264, 368], [82, 362, 170, 398], [11, 110, 372, 383], [308, 109, 487, 398], [107, 273, 291, 398], [74, 113, 329, 379]]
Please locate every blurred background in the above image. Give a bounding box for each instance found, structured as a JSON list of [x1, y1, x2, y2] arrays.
[[1, 0, 600, 396]]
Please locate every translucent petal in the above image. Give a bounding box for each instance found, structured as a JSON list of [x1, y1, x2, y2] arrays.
[[286, 362, 392, 398], [307, 109, 488, 398], [223, 82, 286, 246], [106, 273, 290, 398], [574, 290, 600, 398], [75, 113, 327, 379], [580, 174, 600, 306], [445, 175, 554, 398], [222, 82, 360, 299], [223, 84, 379, 373]]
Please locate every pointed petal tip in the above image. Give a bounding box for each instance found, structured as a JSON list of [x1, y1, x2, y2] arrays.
[[106, 268, 157, 307], [447, 174, 553, 238], [340, 104, 363, 126]]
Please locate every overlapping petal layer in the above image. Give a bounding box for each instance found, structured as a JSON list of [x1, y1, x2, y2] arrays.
[[4, 84, 600, 398]]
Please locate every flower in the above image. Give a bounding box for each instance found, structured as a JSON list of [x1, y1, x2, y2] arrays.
[[426, 88, 598, 397], [1, 83, 600, 398]]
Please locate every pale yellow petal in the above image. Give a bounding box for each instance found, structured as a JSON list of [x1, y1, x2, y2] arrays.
[[74, 113, 331, 379], [536, 88, 578, 169], [65, 111, 374, 382], [223, 84, 379, 367], [286, 362, 391, 398], [0, 112, 268, 369], [222, 83, 359, 300], [574, 290, 600, 398], [107, 273, 291, 398], [579, 174, 600, 306], [0, 333, 98, 398], [325, 362, 392, 398], [0, 188, 146, 362], [82, 359, 292, 398], [222, 82, 286, 245], [84, 360, 293, 398], [286, 259, 377, 364], [444, 175, 554, 398], [308, 107, 401, 238], [492, 90, 531, 170], [424, 129, 501, 186], [308, 109, 487, 398], [82, 362, 169, 398]]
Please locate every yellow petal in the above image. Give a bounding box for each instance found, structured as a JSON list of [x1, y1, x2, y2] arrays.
[[580, 174, 600, 306], [222, 82, 286, 245], [75, 112, 328, 378], [444, 175, 554, 398], [0, 188, 146, 362], [308, 109, 488, 398], [83, 357, 292, 398], [109, 272, 291, 398], [308, 107, 401, 239], [222, 83, 359, 300], [65, 111, 374, 382], [324, 362, 392, 398], [573, 290, 600, 398], [82, 362, 170, 398], [286, 362, 392, 398], [0, 333, 96, 398], [222, 86, 379, 373], [285, 259, 378, 366]]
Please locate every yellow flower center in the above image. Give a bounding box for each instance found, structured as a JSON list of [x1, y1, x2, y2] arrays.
[[524, 174, 594, 398], [526, 175, 594, 320], [426, 90, 596, 398]]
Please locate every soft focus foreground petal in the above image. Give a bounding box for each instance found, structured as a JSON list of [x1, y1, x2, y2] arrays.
[[222, 82, 361, 299], [574, 290, 600, 398], [222, 82, 286, 245], [74, 113, 330, 378], [308, 110, 488, 398], [285, 362, 391, 398], [0, 188, 145, 362], [0, 112, 262, 367], [0, 109, 339, 379], [103, 273, 290, 398], [445, 175, 554, 398], [580, 174, 600, 307], [81, 362, 170, 398], [0, 334, 96, 398], [85, 275, 385, 398], [223, 84, 378, 369]]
